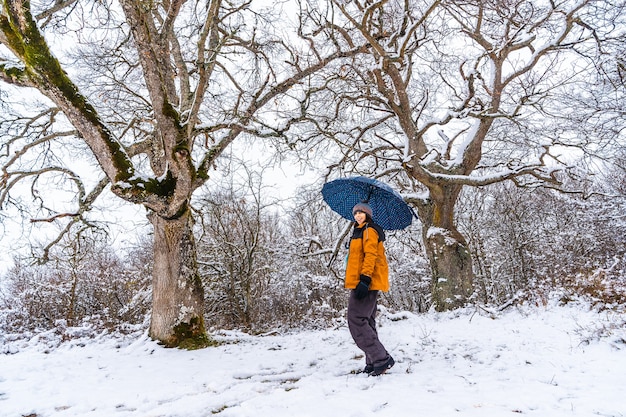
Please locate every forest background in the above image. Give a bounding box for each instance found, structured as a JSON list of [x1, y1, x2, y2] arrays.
[[0, 0, 625, 346]]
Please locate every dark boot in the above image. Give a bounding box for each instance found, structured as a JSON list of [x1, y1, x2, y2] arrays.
[[370, 356, 395, 376]]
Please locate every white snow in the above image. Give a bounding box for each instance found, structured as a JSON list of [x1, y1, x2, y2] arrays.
[[1, 302, 625, 417]]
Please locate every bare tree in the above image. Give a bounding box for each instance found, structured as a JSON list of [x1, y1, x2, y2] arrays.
[[0, 0, 355, 346], [299, 0, 626, 310], [197, 164, 278, 329]]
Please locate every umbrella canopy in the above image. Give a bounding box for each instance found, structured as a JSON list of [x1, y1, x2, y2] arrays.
[[321, 176, 414, 230]]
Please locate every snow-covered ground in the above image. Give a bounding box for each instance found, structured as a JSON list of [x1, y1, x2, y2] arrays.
[[1, 302, 625, 417]]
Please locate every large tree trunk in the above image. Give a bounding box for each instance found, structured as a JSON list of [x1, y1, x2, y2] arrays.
[[148, 209, 209, 348], [416, 185, 474, 311]]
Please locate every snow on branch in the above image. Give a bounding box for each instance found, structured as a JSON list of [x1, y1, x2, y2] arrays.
[[421, 161, 562, 188]]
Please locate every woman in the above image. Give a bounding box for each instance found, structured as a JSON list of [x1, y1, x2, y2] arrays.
[[345, 202, 395, 376]]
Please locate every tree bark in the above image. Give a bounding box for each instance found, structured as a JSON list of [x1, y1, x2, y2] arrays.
[[148, 208, 208, 348], [415, 183, 473, 311]]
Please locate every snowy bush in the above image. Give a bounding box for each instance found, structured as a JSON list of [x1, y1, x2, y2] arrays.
[[382, 227, 432, 313], [458, 179, 626, 308], [196, 182, 347, 332], [0, 234, 151, 339]]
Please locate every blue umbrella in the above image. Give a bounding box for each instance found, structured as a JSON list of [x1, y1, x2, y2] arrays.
[[321, 176, 414, 230]]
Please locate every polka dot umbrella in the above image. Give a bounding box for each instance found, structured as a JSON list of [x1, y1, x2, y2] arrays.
[[321, 176, 415, 230]]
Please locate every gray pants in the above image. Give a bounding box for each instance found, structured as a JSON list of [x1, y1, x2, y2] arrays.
[[347, 290, 390, 367]]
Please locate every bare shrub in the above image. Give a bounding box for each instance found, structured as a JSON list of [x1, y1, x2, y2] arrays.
[[0, 231, 151, 338], [458, 180, 626, 308], [196, 174, 346, 332], [382, 227, 432, 313]]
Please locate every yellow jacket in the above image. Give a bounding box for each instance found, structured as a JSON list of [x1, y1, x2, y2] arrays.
[[345, 222, 389, 292]]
